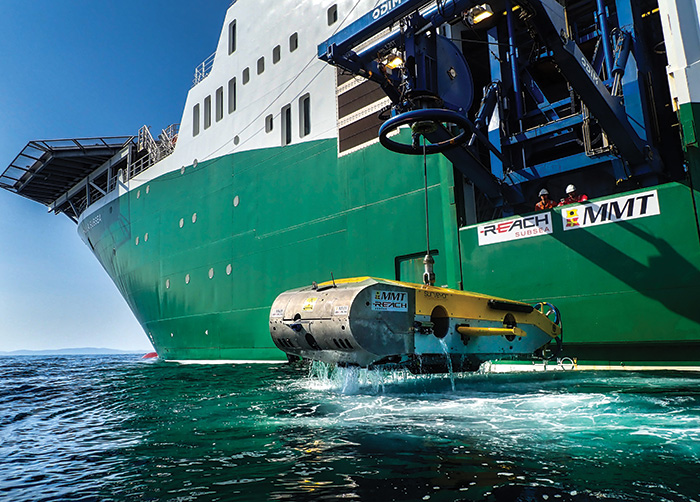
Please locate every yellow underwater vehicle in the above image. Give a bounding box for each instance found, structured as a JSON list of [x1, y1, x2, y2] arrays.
[[270, 277, 562, 373]]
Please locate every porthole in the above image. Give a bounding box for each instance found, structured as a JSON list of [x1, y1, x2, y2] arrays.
[[109, 206, 113, 214], [144, 233, 149, 242], [185, 274, 191, 284], [192, 212, 197, 223], [136, 190, 141, 199], [181, 165, 186, 174], [205, 329, 209, 335], [179, 218, 184, 228], [166, 278, 170, 289], [146, 185, 150, 194], [135, 236, 139, 245], [226, 264, 232, 275], [208, 267, 214, 279], [171, 333, 174, 338], [233, 195, 240, 207], [193, 159, 198, 168], [234, 135, 240, 145], [265, 114, 274, 133]]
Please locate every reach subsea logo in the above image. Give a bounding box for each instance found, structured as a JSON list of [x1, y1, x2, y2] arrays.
[[478, 213, 553, 246]]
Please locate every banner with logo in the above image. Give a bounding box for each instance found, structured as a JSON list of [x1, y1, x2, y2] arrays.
[[562, 190, 660, 231], [478, 213, 553, 246]]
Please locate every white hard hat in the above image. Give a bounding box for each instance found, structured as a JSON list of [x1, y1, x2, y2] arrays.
[[566, 184, 577, 194], [539, 188, 549, 196]]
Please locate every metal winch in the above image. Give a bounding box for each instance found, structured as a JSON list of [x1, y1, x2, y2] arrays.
[[270, 277, 562, 373]]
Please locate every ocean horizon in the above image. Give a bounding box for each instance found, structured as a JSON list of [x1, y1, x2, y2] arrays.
[[0, 348, 153, 356]]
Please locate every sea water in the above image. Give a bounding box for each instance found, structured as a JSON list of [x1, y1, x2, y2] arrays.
[[1, 355, 699, 501]]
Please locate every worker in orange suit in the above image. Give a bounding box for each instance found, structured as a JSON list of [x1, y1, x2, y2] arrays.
[[535, 188, 556, 211]]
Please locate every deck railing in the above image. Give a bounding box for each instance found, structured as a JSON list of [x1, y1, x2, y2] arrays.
[[193, 52, 216, 87], [106, 123, 179, 193]]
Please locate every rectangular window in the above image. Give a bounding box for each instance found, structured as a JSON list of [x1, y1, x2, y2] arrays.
[[228, 20, 237, 54], [281, 104, 292, 145], [273, 45, 281, 64], [193, 104, 200, 136], [327, 5, 338, 25], [215, 87, 224, 122], [299, 94, 311, 137], [257, 57, 265, 75], [265, 114, 273, 133], [228, 77, 236, 113], [204, 95, 212, 129], [242, 67, 250, 84], [289, 32, 298, 52]]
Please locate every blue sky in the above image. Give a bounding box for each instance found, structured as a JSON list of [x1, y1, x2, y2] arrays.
[[0, 2, 226, 351]]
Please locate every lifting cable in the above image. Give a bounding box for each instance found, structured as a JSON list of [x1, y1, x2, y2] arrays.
[[422, 135, 430, 257]]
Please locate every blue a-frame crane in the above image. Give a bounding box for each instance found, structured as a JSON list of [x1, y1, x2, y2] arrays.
[[318, 0, 667, 212]]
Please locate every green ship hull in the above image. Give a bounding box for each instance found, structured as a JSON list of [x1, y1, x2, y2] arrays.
[[78, 136, 700, 368], [81, 138, 458, 362]]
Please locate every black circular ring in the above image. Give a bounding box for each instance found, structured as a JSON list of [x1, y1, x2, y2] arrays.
[[378, 108, 471, 155]]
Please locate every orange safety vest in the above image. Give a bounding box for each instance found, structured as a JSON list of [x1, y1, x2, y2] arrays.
[[535, 199, 556, 211]]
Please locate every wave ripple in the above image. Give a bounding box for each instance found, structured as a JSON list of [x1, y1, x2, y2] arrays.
[[0, 356, 699, 501]]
